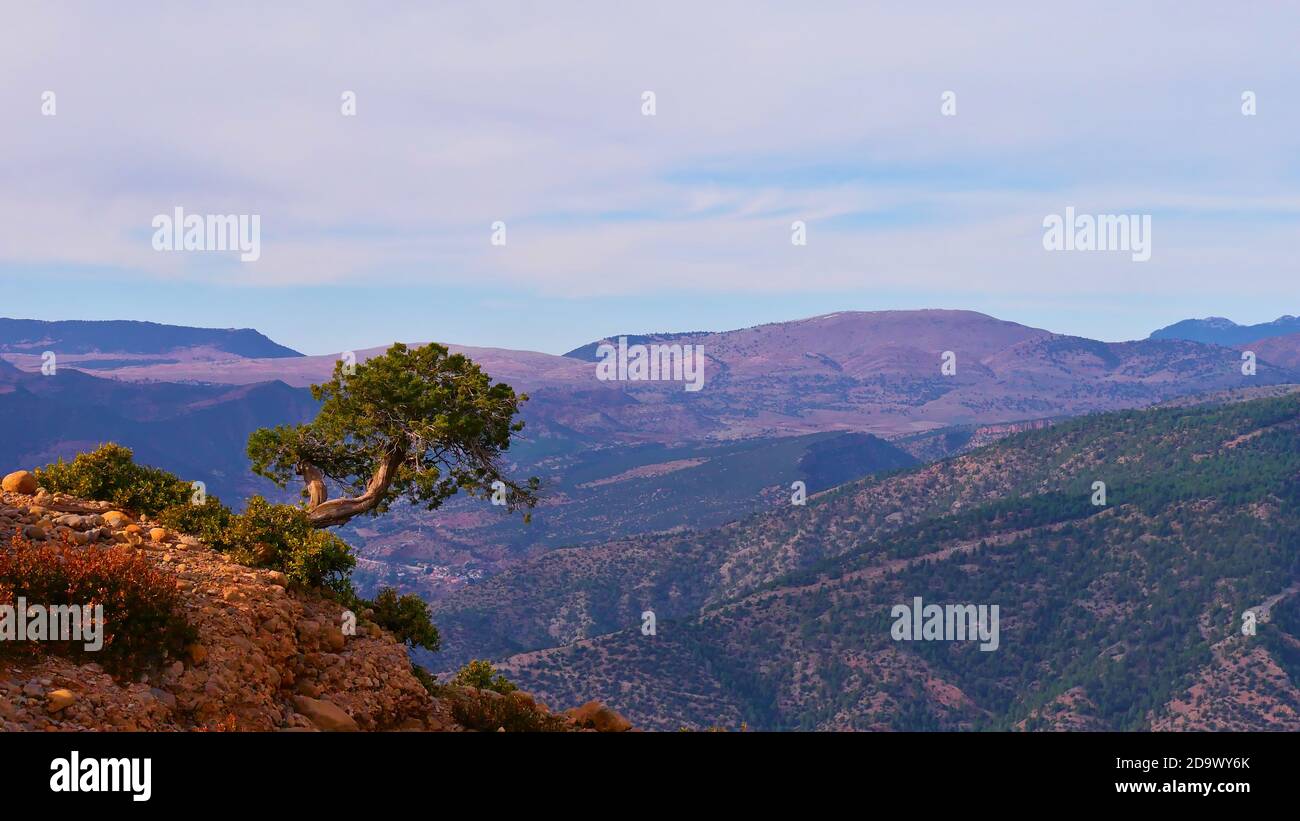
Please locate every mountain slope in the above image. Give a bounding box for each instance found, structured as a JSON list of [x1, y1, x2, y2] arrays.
[[1242, 332, 1300, 370], [478, 392, 1300, 730], [352, 430, 917, 601], [0, 363, 317, 501]]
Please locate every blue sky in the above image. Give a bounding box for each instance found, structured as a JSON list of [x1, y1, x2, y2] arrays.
[[2, 2, 1298, 355]]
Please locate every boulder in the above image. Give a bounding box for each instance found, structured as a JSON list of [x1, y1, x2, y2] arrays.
[[2, 471, 37, 494], [292, 696, 359, 732], [566, 700, 632, 732]]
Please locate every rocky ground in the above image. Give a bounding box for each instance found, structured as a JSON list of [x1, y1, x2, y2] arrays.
[[0, 470, 630, 732]]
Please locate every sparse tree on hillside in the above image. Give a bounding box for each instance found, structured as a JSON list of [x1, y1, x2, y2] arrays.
[[247, 342, 538, 528]]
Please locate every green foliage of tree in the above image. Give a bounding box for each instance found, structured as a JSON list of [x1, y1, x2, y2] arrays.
[[247, 342, 538, 528]]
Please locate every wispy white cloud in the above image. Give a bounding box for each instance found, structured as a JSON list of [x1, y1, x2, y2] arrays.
[[1, 1, 1297, 326]]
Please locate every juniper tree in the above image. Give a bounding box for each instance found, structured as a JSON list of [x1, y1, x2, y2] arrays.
[[247, 342, 538, 528]]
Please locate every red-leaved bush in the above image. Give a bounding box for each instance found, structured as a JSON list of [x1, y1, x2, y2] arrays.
[[0, 532, 196, 675]]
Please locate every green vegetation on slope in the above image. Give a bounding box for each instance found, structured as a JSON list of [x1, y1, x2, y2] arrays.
[[488, 393, 1300, 730]]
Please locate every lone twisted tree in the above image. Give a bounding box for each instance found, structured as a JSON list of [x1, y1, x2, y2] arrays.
[[247, 342, 538, 528]]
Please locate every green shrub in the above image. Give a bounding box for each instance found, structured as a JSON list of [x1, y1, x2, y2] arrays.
[[34, 443, 193, 516], [156, 497, 234, 547], [452, 659, 517, 694], [446, 687, 569, 732], [222, 496, 355, 594], [369, 587, 441, 652]]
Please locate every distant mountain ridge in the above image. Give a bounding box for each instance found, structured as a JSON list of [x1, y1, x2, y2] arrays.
[[0, 360, 316, 501], [22, 309, 1300, 449], [1149, 314, 1300, 346], [0, 318, 303, 359], [563, 331, 707, 361], [7, 308, 1300, 609]]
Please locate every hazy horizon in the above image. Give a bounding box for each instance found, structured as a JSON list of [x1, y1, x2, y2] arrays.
[[3, 305, 1296, 359]]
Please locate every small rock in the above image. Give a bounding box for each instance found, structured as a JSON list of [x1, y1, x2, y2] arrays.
[[46, 689, 77, 712], [102, 511, 131, 527], [149, 527, 168, 542]]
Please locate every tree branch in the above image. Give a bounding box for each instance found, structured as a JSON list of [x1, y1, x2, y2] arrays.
[[303, 448, 405, 528]]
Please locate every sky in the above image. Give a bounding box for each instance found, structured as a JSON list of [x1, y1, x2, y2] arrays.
[[1, 2, 1298, 355]]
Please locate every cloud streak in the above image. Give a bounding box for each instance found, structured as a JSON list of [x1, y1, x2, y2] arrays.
[[1, 1, 1297, 349]]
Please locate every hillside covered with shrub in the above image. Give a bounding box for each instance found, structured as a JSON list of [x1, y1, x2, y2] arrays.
[[459, 391, 1300, 730]]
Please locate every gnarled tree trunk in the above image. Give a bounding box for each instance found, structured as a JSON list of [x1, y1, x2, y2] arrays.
[[301, 449, 404, 528]]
